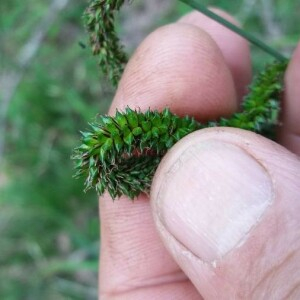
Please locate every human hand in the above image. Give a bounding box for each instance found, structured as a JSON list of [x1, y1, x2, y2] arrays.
[[99, 8, 300, 299]]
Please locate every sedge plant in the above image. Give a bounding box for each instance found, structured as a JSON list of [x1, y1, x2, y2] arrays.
[[72, 0, 290, 199]]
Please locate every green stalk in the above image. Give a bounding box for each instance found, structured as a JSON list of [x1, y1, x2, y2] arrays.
[[180, 0, 287, 61]]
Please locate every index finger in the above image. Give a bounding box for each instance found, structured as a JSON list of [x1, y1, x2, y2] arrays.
[[110, 22, 236, 119]]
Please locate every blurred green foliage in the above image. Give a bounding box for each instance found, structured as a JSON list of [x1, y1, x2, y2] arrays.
[[1, 0, 109, 298], [0, 0, 298, 299]]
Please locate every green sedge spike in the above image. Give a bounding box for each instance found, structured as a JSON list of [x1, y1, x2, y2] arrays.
[[72, 60, 288, 199], [83, 0, 127, 87], [72, 107, 202, 199]]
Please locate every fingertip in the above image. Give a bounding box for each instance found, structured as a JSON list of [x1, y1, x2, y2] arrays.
[[284, 42, 300, 127], [278, 43, 300, 155], [110, 23, 237, 121], [178, 7, 241, 28], [178, 8, 252, 100]]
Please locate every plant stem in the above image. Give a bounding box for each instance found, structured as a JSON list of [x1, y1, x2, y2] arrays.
[[180, 0, 287, 61]]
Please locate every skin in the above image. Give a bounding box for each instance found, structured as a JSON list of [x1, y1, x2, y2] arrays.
[[99, 8, 300, 300]]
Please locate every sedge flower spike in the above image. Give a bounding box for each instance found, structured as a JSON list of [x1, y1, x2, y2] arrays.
[[73, 107, 202, 199], [83, 0, 127, 87], [73, 0, 290, 199]]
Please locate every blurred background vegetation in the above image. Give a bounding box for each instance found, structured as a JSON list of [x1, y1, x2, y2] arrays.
[[0, 0, 299, 299]]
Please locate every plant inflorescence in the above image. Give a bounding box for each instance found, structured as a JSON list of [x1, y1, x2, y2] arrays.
[[73, 108, 201, 198], [83, 0, 126, 86], [73, 0, 290, 199]]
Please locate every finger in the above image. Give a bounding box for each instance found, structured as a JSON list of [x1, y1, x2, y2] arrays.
[[278, 43, 300, 156], [100, 23, 238, 299], [100, 194, 201, 300], [151, 127, 300, 299], [178, 8, 252, 100], [109, 22, 237, 120]]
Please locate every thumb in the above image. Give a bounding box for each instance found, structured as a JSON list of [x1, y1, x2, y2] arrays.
[[151, 128, 300, 299]]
